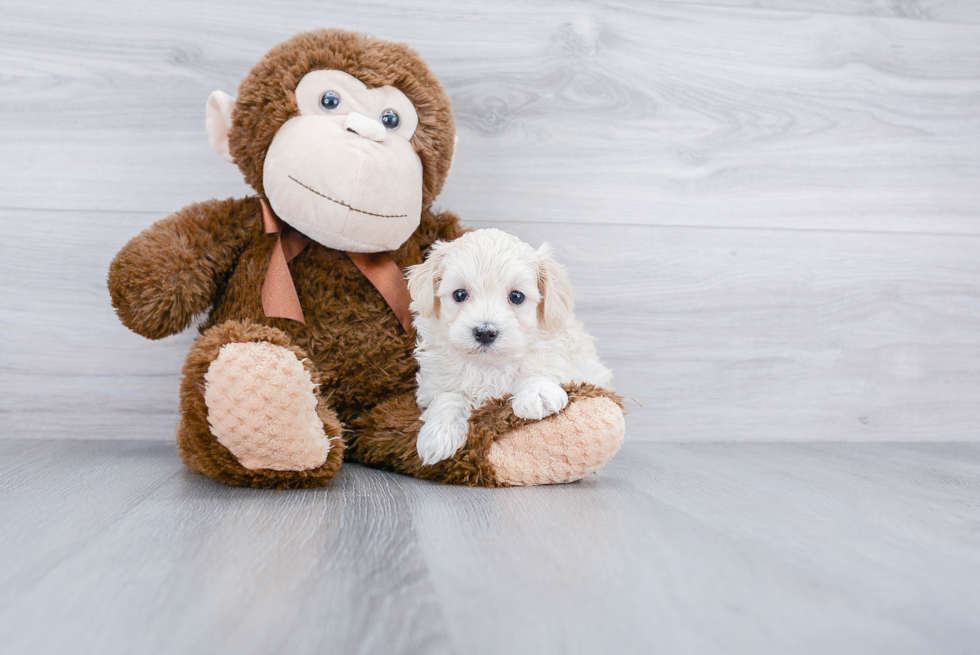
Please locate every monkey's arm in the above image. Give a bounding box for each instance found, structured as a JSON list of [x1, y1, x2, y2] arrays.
[[108, 197, 255, 340]]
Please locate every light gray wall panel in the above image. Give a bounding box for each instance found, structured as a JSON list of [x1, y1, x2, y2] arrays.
[[1, 0, 978, 442], [0, 1, 978, 233], [3, 210, 978, 441], [657, 0, 980, 23]]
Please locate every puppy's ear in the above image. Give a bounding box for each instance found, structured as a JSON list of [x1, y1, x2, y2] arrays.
[[536, 243, 575, 332], [407, 242, 448, 318]]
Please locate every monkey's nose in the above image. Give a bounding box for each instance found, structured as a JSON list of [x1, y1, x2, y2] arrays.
[[344, 112, 387, 142], [473, 326, 498, 345]]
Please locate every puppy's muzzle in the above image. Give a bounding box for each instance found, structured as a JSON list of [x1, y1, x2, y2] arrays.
[[473, 325, 498, 345]]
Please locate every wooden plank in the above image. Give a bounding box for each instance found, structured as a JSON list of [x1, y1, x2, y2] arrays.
[[2, 210, 979, 442], [398, 441, 980, 654], [0, 440, 184, 605], [0, 439, 454, 655], [0, 1, 978, 234], [659, 0, 980, 23], [2, 439, 979, 654]]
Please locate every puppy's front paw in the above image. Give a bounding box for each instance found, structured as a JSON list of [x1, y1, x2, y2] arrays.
[[512, 379, 569, 421], [416, 414, 469, 465]]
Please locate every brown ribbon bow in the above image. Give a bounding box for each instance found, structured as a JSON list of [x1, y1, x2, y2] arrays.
[[260, 198, 415, 336]]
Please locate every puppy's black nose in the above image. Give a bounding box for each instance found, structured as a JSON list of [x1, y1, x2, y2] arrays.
[[473, 326, 498, 345]]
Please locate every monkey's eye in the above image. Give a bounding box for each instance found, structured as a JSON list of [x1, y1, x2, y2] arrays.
[[453, 289, 468, 303], [380, 109, 400, 130], [319, 91, 341, 112], [509, 291, 525, 305]]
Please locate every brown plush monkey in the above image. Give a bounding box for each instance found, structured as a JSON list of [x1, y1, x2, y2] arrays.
[[108, 29, 625, 489]]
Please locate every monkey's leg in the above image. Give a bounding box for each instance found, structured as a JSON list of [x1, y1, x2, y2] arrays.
[[348, 384, 625, 487], [177, 320, 344, 489]]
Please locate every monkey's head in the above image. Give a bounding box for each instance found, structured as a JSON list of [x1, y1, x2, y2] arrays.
[[205, 29, 456, 253]]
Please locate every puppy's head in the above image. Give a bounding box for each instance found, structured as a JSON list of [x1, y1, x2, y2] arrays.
[[407, 228, 575, 360]]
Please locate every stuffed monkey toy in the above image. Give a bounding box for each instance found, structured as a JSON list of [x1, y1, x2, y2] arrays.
[[108, 29, 625, 489]]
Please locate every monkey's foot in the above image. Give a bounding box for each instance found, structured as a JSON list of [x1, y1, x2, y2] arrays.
[[178, 320, 344, 489], [204, 341, 332, 471], [487, 394, 625, 486], [348, 384, 624, 487]]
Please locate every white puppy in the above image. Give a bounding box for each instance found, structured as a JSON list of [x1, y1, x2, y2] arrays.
[[407, 228, 613, 465]]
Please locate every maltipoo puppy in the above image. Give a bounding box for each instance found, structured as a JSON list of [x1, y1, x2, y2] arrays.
[[406, 228, 613, 465]]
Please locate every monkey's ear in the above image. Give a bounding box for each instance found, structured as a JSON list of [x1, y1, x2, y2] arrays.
[[205, 90, 236, 163], [407, 242, 448, 319], [537, 244, 575, 332]]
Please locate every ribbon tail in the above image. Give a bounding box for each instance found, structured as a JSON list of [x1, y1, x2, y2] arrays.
[[258, 198, 409, 333], [347, 252, 416, 337], [262, 233, 306, 324]]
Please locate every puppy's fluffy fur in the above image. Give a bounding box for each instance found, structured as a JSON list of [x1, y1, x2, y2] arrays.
[[407, 228, 613, 465]]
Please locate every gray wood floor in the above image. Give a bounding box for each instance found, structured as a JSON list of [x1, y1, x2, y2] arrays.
[[1, 438, 978, 655]]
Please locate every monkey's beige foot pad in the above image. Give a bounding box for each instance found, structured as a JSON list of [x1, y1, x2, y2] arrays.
[[204, 341, 331, 471], [488, 396, 625, 486]]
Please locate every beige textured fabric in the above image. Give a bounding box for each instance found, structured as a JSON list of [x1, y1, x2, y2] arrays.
[[488, 396, 625, 486], [205, 90, 236, 163], [262, 69, 425, 254], [203, 341, 331, 471]]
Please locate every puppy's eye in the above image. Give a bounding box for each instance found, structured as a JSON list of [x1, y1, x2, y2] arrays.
[[319, 91, 341, 112], [453, 289, 469, 303], [509, 291, 525, 305]]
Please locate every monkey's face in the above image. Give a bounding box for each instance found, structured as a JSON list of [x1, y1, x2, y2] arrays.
[[260, 70, 423, 252], [207, 31, 457, 252]]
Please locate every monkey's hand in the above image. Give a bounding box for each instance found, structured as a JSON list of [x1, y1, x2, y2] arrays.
[[108, 197, 254, 340]]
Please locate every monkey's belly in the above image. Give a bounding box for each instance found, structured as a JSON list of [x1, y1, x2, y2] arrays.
[[204, 239, 418, 425]]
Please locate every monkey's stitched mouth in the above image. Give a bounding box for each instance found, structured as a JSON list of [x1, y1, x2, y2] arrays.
[[288, 175, 408, 219]]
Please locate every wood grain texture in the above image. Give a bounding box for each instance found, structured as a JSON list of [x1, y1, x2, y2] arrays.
[[1, 1, 978, 443], [0, 439, 453, 654], [659, 0, 980, 23], [0, 1, 978, 233], [4, 210, 979, 442], [1, 439, 979, 654]]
